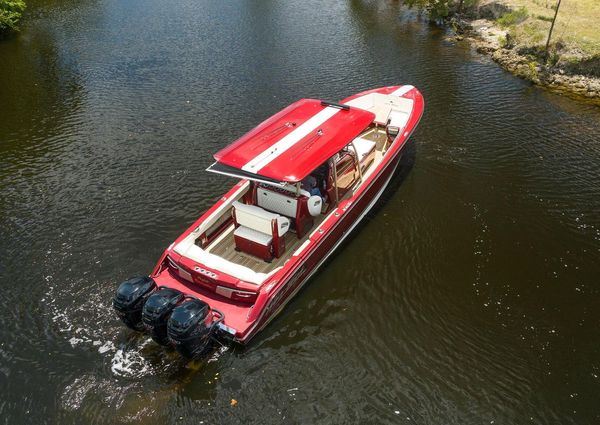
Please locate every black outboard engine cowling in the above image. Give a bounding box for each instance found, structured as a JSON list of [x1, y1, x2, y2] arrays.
[[142, 287, 184, 345], [113, 276, 157, 331], [167, 299, 223, 358]]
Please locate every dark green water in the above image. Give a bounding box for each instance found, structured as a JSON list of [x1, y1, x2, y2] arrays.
[[1, 0, 600, 423]]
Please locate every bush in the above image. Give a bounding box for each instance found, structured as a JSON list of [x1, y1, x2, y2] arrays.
[[499, 31, 516, 49], [548, 51, 560, 66], [0, 0, 26, 34], [430, 0, 450, 18], [404, 0, 450, 19], [404, 0, 480, 20], [527, 61, 539, 79], [496, 7, 529, 27], [561, 55, 600, 78]]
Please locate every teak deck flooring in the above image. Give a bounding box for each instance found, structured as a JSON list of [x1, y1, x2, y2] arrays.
[[207, 225, 312, 274]]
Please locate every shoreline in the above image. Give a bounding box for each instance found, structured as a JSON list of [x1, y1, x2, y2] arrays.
[[450, 18, 600, 106]]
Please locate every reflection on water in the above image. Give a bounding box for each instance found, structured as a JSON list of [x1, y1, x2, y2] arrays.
[[1, 0, 600, 423]]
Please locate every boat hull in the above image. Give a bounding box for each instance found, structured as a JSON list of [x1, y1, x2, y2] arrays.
[[138, 85, 424, 346]]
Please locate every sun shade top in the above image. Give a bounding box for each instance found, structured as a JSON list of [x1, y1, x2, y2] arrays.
[[209, 99, 376, 183]]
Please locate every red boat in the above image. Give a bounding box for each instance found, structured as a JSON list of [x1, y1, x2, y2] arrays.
[[113, 85, 424, 357]]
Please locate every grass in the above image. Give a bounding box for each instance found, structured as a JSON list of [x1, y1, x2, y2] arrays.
[[494, 0, 600, 56], [497, 7, 529, 27]]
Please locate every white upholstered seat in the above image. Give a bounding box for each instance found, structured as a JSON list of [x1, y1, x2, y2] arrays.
[[345, 93, 414, 124], [233, 226, 273, 246], [256, 187, 298, 218], [232, 201, 290, 260], [352, 137, 377, 162], [232, 201, 290, 236], [387, 110, 409, 129]]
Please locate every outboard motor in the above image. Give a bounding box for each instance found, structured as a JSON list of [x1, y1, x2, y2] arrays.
[[167, 298, 224, 358], [113, 276, 157, 331], [142, 287, 184, 345]]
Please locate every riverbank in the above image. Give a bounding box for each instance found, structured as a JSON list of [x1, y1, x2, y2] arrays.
[[450, 0, 600, 105]]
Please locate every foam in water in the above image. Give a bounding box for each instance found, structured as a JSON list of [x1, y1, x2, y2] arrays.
[[62, 376, 96, 411], [44, 271, 163, 380], [110, 339, 155, 377]]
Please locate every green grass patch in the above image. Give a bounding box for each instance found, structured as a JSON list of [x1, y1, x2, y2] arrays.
[[493, 0, 600, 56], [521, 22, 544, 44], [497, 7, 529, 27]]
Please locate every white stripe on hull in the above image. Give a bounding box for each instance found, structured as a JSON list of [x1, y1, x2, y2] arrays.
[[242, 106, 340, 173]]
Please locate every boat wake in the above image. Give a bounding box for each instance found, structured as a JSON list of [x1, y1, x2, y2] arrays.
[[44, 271, 165, 376], [110, 341, 154, 377], [61, 374, 136, 412]]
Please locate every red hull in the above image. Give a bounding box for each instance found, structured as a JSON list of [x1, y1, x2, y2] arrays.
[[147, 85, 424, 344]]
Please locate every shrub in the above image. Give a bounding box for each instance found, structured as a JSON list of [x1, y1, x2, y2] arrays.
[[527, 61, 539, 78], [499, 32, 516, 49], [548, 51, 560, 66], [405, 0, 482, 20], [429, 0, 450, 19], [0, 0, 26, 34], [497, 7, 529, 27]]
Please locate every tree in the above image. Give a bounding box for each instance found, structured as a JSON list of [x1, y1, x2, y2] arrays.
[[404, 0, 478, 20], [404, 0, 451, 20], [544, 0, 561, 62], [0, 0, 26, 35]]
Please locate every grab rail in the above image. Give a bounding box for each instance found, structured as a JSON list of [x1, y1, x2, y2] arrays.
[[320, 101, 350, 111]]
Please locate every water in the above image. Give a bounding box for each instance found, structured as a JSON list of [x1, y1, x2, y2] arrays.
[[1, 0, 600, 423]]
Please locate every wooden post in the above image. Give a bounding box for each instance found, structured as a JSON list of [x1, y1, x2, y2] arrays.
[[544, 0, 562, 62]]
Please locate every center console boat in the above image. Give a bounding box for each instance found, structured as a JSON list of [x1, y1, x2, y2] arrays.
[[113, 85, 424, 357]]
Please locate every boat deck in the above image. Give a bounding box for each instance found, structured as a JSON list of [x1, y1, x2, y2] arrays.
[[206, 219, 326, 273], [203, 126, 389, 275]]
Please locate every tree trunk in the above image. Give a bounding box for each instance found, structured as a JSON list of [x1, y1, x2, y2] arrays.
[[544, 0, 562, 62]]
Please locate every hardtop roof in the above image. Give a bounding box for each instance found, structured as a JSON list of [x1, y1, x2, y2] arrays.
[[210, 99, 375, 183]]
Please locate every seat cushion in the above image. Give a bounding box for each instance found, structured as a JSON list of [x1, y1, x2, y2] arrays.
[[233, 201, 290, 236], [346, 93, 413, 124], [387, 110, 409, 129], [233, 201, 279, 234], [234, 226, 273, 246], [256, 187, 298, 217], [352, 137, 377, 162]]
